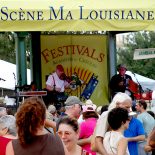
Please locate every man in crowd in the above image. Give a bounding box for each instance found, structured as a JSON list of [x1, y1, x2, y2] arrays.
[[56, 96, 83, 130], [135, 100, 155, 155], [62, 96, 83, 119]]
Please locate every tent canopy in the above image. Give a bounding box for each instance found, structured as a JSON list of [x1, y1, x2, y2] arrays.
[[126, 71, 155, 91], [0, 60, 30, 90], [1, 0, 155, 31]]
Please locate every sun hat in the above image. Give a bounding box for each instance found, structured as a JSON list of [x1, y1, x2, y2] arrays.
[[82, 104, 97, 113]]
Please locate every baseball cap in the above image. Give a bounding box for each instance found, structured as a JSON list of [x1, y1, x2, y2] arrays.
[[82, 104, 97, 113], [65, 96, 83, 106], [48, 105, 56, 113]]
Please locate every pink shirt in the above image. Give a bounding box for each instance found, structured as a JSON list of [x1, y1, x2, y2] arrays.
[[79, 118, 97, 155]]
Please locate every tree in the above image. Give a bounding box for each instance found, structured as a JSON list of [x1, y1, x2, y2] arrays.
[[117, 31, 155, 79], [0, 32, 16, 64], [0, 32, 31, 68]]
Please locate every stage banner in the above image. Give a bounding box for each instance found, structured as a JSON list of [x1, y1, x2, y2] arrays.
[[41, 35, 109, 105], [1, 0, 155, 31]]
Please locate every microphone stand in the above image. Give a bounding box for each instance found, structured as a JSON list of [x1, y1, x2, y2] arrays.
[[132, 72, 144, 99], [0, 77, 6, 97]]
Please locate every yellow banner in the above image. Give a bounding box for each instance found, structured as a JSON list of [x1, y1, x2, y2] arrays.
[[41, 35, 108, 106], [0, 0, 155, 31]]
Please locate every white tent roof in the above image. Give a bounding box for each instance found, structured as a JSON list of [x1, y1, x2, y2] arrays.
[[126, 71, 155, 91], [0, 60, 31, 90]]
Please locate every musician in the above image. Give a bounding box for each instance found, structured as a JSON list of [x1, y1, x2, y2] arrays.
[[46, 64, 69, 92], [109, 64, 134, 99], [45, 64, 69, 108]]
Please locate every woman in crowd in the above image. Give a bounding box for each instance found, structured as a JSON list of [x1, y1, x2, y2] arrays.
[[0, 115, 16, 155], [104, 107, 130, 155], [78, 103, 98, 155], [6, 97, 68, 155], [57, 116, 89, 155]]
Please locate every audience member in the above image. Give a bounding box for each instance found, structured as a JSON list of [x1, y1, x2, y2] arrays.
[[0, 107, 7, 117], [56, 96, 83, 130], [0, 115, 16, 155], [78, 103, 98, 155], [136, 100, 155, 137], [104, 108, 130, 155], [78, 99, 96, 124], [100, 105, 109, 115], [144, 127, 155, 154], [45, 104, 58, 134], [135, 100, 155, 155], [6, 97, 67, 155], [47, 104, 58, 122], [57, 116, 89, 155]]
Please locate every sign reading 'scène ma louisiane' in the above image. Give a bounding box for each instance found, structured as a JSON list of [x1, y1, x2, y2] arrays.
[[0, 6, 154, 21], [1, 0, 155, 31]]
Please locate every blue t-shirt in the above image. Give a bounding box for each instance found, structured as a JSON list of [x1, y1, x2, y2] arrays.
[[124, 117, 145, 155]]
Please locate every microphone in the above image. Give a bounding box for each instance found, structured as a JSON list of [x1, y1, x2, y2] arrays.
[[13, 72, 16, 79], [0, 78, 6, 81]]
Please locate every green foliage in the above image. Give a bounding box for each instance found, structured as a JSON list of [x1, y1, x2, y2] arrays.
[[0, 32, 16, 64], [0, 32, 31, 67], [117, 31, 155, 79]]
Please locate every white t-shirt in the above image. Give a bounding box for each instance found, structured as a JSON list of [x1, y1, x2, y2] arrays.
[[95, 111, 109, 137], [104, 131, 129, 155], [46, 72, 68, 92]]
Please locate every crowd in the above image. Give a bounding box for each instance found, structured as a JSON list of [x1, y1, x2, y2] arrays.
[[0, 64, 155, 155], [0, 94, 154, 155]]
